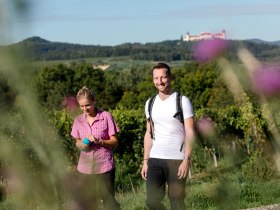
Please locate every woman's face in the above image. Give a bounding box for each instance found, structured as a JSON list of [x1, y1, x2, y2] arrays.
[[78, 97, 95, 116]]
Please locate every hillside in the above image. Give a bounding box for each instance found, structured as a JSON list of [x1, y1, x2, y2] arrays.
[[1, 36, 280, 62], [245, 38, 280, 46]]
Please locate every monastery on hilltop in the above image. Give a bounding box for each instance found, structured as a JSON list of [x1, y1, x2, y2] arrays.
[[183, 30, 226, 41]]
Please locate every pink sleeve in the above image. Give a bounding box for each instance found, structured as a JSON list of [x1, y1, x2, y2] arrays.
[[107, 113, 119, 136], [71, 119, 80, 139]]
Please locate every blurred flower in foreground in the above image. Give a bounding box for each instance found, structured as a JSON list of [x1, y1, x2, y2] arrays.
[[192, 39, 229, 63], [251, 64, 280, 98], [62, 95, 79, 111], [196, 117, 215, 138]]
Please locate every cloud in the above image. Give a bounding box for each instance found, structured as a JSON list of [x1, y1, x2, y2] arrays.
[[11, 14, 145, 23], [159, 3, 280, 19], [10, 3, 280, 23]]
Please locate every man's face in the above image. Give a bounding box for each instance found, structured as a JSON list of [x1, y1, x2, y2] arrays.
[[153, 68, 171, 94]]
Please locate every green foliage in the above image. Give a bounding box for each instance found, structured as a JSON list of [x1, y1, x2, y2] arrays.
[[35, 63, 75, 109], [266, 98, 280, 129], [34, 61, 155, 111], [207, 79, 235, 108], [115, 176, 280, 209], [186, 178, 238, 210], [0, 72, 17, 110], [116, 183, 148, 210], [47, 110, 78, 164], [116, 91, 138, 109], [0, 184, 6, 202], [238, 180, 280, 209], [193, 102, 271, 178], [72, 63, 105, 95], [101, 80, 123, 110], [185, 174, 280, 210], [112, 108, 146, 191], [241, 151, 279, 181], [35, 62, 113, 110], [176, 62, 220, 109]]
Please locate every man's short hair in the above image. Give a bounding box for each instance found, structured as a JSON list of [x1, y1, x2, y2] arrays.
[[152, 62, 171, 76]]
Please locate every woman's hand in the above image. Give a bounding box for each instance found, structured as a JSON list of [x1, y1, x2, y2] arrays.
[[76, 140, 89, 151], [88, 135, 102, 145]]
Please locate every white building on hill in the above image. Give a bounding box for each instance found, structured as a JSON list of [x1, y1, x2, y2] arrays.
[[183, 30, 226, 41]]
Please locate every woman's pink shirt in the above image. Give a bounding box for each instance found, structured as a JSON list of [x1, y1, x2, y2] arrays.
[[71, 109, 119, 174]]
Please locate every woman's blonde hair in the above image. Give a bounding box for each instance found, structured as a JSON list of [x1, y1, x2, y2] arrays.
[[76, 86, 95, 101]]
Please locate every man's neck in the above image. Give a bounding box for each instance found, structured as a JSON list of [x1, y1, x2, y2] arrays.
[[158, 90, 173, 100]]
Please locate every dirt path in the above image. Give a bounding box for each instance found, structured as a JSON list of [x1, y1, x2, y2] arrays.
[[241, 204, 280, 210]]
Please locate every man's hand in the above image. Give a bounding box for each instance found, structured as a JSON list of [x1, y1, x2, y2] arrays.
[[141, 162, 148, 180], [177, 160, 190, 179]]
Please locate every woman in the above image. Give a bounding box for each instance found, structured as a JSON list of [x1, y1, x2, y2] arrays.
[[71, 86, 120, 210]]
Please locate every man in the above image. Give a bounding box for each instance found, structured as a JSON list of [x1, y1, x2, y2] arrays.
[[141, 63, 195, 210]]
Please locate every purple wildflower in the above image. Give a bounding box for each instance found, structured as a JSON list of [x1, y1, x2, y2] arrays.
[[62, 95, 79, 111], [252, 64, 280, 98], [196, 117, 215, 138], [192, 39, 228, 63]]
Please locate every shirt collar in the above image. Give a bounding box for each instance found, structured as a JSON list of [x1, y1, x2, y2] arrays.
[[82, 108, 104, 121]]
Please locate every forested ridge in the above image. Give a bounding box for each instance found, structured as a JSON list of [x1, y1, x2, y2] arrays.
[[1, 36, 280, 62]]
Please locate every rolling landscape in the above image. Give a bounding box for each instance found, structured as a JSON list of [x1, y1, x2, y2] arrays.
[[1, 36, 280, 63], [1, 35, 280, 210]]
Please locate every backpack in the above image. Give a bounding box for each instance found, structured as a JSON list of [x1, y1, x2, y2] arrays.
[[147, 92, 184, 151]]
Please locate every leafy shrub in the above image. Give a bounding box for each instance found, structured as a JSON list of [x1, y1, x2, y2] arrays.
[[241, 151, 278, 181], [112, 108, 146, 191], [47, 110, 78, 164]]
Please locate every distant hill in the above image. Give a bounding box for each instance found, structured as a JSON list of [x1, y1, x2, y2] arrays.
[[272, 41, 280, 46], [245, 38, 280, 46], [1, 36, 280, 62], [21, 36, 51, 44]]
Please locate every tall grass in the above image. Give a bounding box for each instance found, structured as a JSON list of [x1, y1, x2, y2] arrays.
[[0, 50, 70, 210], [114, 174, 280, 210], [0, 2, 72, 209]]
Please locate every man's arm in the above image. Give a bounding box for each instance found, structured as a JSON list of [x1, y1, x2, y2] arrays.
[[184, 117, 195, 160], [178, 117, 195, 179], [141, 120, 153, 180]]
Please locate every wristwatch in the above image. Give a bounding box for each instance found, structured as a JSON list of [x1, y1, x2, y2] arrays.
[[184, 156, 191, 161]]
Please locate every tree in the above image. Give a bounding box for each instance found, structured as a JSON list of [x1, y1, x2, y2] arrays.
[[35, 63, 74, 109], [177, 62, 219, 109]]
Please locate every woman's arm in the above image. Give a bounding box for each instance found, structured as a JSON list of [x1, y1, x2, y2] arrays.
[[88, 134, 118, 149]]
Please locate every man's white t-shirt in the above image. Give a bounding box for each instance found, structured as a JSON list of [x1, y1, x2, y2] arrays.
[[145, 92, 194, 160]]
